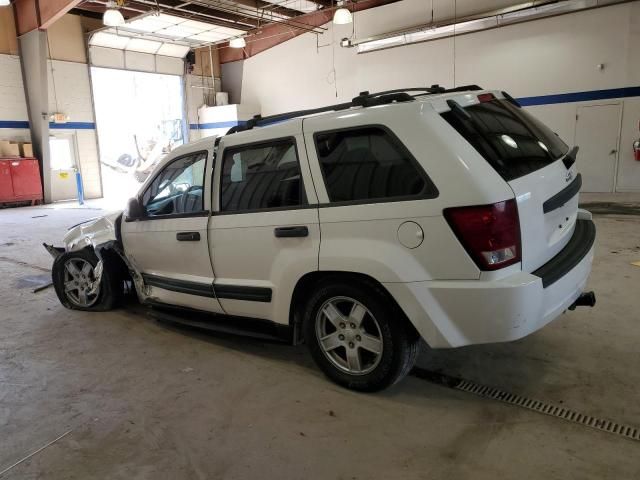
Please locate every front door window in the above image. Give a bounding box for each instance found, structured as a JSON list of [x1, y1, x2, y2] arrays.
[[141, 152, 206, 217]]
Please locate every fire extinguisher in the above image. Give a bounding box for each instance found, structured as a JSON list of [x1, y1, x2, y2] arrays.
[[634, 120, 640, 161]]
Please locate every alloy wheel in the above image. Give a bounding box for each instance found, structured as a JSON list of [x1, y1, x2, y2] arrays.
[[315, 296, 384, 375], [63, 258, 100, 308]]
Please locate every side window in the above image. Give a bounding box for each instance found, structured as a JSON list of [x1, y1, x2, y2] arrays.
[[141, 152, 207, 217], [314, 127, 436, 203], [220, 139, 306, 212]]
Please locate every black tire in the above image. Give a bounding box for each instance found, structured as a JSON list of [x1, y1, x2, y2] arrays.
[[303, 279, 420, 392], [52, 249, 123, 312]]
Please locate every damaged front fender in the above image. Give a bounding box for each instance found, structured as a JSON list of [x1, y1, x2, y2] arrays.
[[62, 211, 123, 253], [45, 211, 147, 302]]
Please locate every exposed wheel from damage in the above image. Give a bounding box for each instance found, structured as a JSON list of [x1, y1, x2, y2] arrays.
[[52, 249, 122, 311], [303, 280, 420, 392]]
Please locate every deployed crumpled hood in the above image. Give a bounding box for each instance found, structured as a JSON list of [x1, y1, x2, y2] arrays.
[[63, 211, 123, 252]]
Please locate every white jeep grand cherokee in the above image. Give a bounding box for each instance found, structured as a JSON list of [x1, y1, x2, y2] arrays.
[[47, 86, 596, 391]]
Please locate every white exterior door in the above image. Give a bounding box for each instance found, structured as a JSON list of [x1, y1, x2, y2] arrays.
[[50, 135, 78, 201], [574, 103, 622, 192], [209, 123, 320, 324], [122, 149, 224, 313]]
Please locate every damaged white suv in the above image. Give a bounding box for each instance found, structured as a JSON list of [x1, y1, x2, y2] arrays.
[[47, 86, 596, 391]]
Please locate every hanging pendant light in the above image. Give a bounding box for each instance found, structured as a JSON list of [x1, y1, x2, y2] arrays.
[[103, 0, 125, 27], [229, 37, 246, 48], [0, 0, 11, 7], [333, 1, 353, 25]]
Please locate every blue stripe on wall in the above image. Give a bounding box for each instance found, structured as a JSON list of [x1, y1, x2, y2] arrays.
[[49, 122, 96, 130], [516, 86, 640, 106], [0, 120, 30, 129], [0, 121, 96, 129], [190, 120, 246, 130], [2, 85, 640, 131]]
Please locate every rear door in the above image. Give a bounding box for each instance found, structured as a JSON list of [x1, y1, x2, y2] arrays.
[[442, 94, 580, 272], [209, 124, 320, 323]]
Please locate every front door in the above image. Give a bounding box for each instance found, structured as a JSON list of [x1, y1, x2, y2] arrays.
[[121, 149, 224, 313], [574, 103, 622, 192], [209, 128, 320, 323]]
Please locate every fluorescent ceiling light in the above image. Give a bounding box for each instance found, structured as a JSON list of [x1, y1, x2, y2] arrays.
[[103, 1, 125, 27], [333, 7, 353, 25], [354, 0, 607, 54], [229, 37, 246, 48], [357, 35, 405, 53]]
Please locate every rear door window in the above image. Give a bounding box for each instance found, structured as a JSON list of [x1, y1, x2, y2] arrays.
[[220, 139, 306, 212], [314, 126, 437, 203], [441, 99, 569, 181]]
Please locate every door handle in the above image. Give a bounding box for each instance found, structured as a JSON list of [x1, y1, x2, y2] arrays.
[[274, 226, 309, 238], [176, 231, 200, 241]]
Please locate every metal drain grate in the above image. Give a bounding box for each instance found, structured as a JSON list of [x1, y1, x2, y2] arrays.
[[412, 368, 640, 442]]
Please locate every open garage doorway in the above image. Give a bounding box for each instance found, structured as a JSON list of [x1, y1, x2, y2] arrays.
[[91, 67, 186, 206]]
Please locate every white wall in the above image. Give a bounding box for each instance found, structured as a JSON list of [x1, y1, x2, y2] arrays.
[[0, 54, 30, 143], [0, 53, 102, 199], [240, 1, 640, 192], [48, 59, 102, 199]]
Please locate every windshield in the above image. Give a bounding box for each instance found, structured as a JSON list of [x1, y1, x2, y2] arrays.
[[441, 99, 569, 181]]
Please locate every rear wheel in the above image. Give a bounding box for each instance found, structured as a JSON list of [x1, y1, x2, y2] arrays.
[[52, 249, 122, 311], [303, 280, 419, 392]]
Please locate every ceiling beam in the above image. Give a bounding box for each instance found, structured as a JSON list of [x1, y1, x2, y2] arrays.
[[12, 0, 83, 35], [310, 0, 332, 8], [228, 0, 306, 18], [71, 2, 146, 21], [73, 0, 257, 31], [218, 0, 400, 63], [127, 0, 259, 28]]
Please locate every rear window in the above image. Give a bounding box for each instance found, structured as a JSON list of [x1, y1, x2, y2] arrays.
[[314, 126, 437, 203], [442, 99, 569, 181]]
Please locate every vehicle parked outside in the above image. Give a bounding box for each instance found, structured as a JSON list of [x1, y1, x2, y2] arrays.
[[47, 86, 596, 391]]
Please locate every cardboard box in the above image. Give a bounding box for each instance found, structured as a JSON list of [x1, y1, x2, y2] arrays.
[[0, 141, 20, 157], [20, 143, 33, 157], [22, 143, 33, 157]]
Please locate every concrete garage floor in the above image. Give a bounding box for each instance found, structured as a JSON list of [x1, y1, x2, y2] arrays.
[[1, 196, 639, 479]]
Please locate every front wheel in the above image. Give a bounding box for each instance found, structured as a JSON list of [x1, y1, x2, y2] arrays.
[[52, 249, 121, 311], [303, 280, 420, 392]]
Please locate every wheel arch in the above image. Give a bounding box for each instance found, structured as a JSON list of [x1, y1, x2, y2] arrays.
[[288, 270, 418, 344]]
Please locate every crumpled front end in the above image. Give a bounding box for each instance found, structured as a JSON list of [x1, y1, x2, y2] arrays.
[[62, 211, 123, 252], [44, 210, 146, 301]]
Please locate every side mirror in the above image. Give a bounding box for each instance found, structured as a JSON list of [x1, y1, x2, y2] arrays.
[[126, 197, 144, 220]]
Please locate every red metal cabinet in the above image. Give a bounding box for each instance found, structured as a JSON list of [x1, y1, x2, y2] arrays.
[[0, 160, 14, 202], [0, 157, 43, 206]]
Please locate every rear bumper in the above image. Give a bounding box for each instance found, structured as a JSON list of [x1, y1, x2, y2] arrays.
[[385, 216, 596, 348]]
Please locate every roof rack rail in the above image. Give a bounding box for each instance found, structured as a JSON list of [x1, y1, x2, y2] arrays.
[[229, 84, 483, 133]]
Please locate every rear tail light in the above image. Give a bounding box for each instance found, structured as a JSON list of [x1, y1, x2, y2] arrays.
[[444, 199, 521, 271]]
